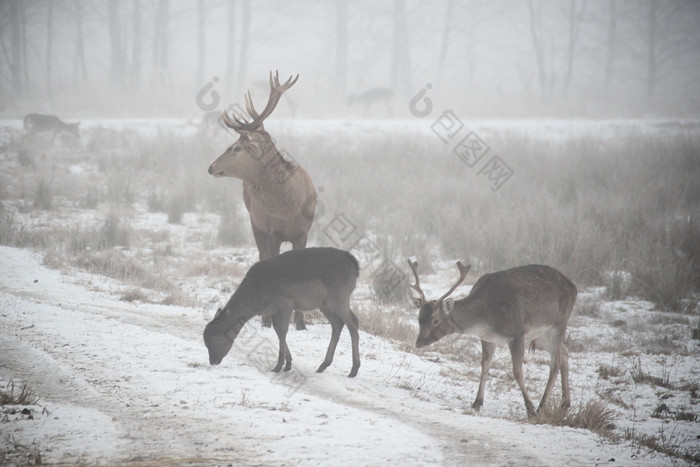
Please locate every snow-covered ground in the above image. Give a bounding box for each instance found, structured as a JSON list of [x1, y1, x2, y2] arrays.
[[0, 245, 692, 465], [1, 118, 698, 465]]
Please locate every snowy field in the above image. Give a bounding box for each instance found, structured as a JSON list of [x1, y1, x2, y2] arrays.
[[1, 118, 698, 465]]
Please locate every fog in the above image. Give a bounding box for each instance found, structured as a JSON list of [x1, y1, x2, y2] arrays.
[[2, 0, 700, 118]]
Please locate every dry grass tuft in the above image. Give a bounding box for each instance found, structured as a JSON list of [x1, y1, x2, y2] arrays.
[[530, 399, 617, 436]]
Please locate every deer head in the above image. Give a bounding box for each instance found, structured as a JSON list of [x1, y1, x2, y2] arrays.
[[208, 71, 298, 180], [408, 259, 470, 348]]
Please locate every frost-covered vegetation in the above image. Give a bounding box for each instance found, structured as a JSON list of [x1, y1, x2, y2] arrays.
[[0, 119, 698, 463]]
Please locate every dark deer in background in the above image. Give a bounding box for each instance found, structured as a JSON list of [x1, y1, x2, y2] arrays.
[[408, 260, 577, 417], [208, 71, 316, 330], [204, 247, 361, 377], [23, 113, 80, 142], [347, 87, 394, 116]]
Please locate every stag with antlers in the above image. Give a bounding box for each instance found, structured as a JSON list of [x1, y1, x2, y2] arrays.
[[408, 260, 577, 417], [209, 71, 317, 330]]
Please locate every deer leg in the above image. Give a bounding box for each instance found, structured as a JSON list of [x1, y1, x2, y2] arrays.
[[509, 335, 536, 417], [291, 234, 309, 331], [473, 340, 497, 411], [316, 309, 344, 374], [559, 342, 570, 409], [270, 310, 292, 372], [538, 331, 565, 412], [345, 309, 361, 378], [251, 226, 270, 261]]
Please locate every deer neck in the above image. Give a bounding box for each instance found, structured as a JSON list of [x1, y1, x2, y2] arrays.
[[219, 294, 258, 342], [448, 298, 490, 337], [245, 145, 300, 215]]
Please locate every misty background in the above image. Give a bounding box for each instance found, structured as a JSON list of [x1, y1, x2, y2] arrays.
[[2, 0, 700, 118]]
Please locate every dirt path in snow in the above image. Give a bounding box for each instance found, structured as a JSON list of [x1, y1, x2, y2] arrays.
[[0, 247, 645, 465]]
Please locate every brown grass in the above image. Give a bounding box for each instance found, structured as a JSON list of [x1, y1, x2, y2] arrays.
[[530, 399, 617, 436]]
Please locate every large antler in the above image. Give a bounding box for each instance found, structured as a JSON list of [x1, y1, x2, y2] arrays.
[[436, 262, 470, 304], [222, 70, 299, 132], [408, 259, 426, 306]]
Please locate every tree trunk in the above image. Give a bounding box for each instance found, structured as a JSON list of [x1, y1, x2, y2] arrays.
[[46, 1, 53, 95], [436, 0, 454, 87], [9, 1, 22, 95], [153, 0, 169, 69], [562, 0, 586, 96], [73, 0, 88, 84], [527, 0, 547, 100], [108, 0, 125, 86], [226, 0, 236, 94], [131, 0, 142, 87], [390, 0, 412, 97], [603, 0, 617, 93], [19, 2, 29, 95], [646, 0, 657, 99], [237, 0, 250, 93], [335, 0, 348, 100], [197, 0, 206, 86]]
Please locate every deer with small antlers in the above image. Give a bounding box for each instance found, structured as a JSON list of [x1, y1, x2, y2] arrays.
[[408, 260, 577, 417], [209, 71, 316, 331]]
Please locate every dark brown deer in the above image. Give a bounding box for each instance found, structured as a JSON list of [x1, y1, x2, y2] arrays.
[[208, 71, 316, 330], [203, 247, 361, 377], [408, 260, 577, 417], [347, 87, 393, 115], [23, 113, 80, 142]]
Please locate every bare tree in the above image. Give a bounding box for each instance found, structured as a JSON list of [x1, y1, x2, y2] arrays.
[[46, 0, 53, 95], [108, 0, 125, 86], [335, 0, 348, 99], [196, 0, 206, 86], [390, 0, 412, 97], [131, 0, 142, 87], [562, 0, 587, 96], [436, 0, 455, 87], [153, 0, 169, 71], [73, 0, 88, 84], [528, 0, 549, 99], [603, 0, 617, 92], [236, 0, 250, 95], [226, 0, 236, 94], [8, 1, 23, 96]]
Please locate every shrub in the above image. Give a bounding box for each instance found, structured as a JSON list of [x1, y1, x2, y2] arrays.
[[33, 178, 52, 210], [217, 209, 246, 246], [530, 399, 617, 436]]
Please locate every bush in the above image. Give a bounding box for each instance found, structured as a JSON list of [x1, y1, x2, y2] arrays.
[[217, 209, 246, 246], [33, 178, 52, 210]]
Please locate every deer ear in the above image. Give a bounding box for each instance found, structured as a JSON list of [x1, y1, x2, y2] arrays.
[[442, 298, 454, 313], [214, 307, 223, 319], [411, 297, 423, 308]]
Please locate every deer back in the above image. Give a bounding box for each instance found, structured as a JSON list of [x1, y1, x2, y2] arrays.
[[452, 265, 577, 341]]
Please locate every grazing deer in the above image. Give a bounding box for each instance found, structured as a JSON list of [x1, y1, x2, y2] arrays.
[[347, 87, 394, 116], [203, 247, 361, 377], [408, 260, 577, 417], [23, 113, 80, 142], [208, 71, 316, 331]]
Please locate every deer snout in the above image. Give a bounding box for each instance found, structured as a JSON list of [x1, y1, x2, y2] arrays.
[[416, 335, 435, 348], [208, 164, 224, 177]]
